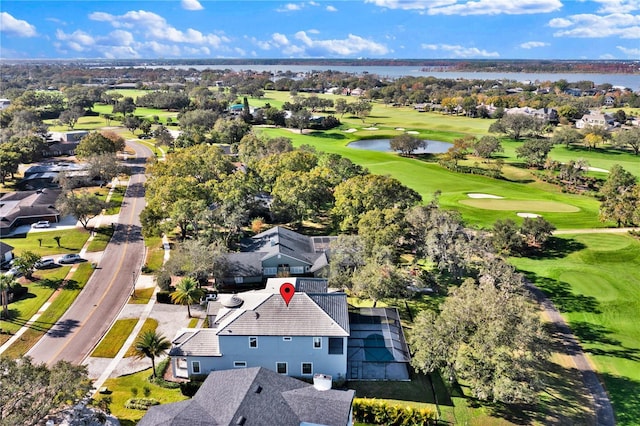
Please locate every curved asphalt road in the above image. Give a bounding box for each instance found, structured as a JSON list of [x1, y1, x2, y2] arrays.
[[28, 141, 151, 365]]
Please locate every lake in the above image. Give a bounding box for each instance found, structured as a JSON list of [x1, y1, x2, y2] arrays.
[[119, 64, 640, 89], [348, 139, 453, 154]]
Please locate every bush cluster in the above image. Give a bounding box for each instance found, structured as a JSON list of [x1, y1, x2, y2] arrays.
[[352, 398, 438, 425], [124, 398, 159, 410]]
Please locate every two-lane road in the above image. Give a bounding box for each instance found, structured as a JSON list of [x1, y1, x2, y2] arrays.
[[28, 141, 152, 365]]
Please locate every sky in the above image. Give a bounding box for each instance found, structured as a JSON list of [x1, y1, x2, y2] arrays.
[[1, 0, 639, 60]]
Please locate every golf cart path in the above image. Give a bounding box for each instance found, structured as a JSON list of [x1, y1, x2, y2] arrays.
[[554, 227, 637, 235], [526, 282, 615, 426]]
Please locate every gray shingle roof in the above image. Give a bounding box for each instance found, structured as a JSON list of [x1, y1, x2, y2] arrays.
[[220, 292, 349, 337], [169, 329, 221, 357], [138, 367, 355, 426], [239, 226, 327, 266]]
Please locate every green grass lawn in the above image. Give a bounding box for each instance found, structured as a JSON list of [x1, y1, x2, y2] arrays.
[[3, 228, 91, 256], [0, 266, 71, 345], [124, 318, 159, 357], [1, 262, 94, 357], [510, 233, 640, 426], [91, 319, 138, 358], [85, 226, 114, 252], [256, 126, 605, 230], [100, 367, 188, 426], [143, 236, 165, 273], [105, 186, 126, 215]]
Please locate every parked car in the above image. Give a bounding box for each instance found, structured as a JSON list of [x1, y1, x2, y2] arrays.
[[59, 254, 83, 264], [35, 258, 57, 269], [4, 267, 22, 278], [32, 220, 50, 228]]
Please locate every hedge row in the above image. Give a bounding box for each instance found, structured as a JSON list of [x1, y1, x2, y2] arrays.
[[124, 398, 159, 410], [352, 398, 438, 425]]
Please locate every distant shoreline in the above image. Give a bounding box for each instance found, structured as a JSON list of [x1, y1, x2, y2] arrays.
[[2, 58, 639, 74]]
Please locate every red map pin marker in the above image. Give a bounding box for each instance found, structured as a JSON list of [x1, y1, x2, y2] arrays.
[[280, 283, 295, 306]]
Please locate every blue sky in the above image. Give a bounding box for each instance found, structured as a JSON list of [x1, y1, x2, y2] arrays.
[[1, 0, 639, 60]]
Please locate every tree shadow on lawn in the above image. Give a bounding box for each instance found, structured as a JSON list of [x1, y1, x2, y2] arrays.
[[526, 237, 587, 260], [569, 321, 621, 347], [600, 373, 640, 426], [523, 273, 601, 314]]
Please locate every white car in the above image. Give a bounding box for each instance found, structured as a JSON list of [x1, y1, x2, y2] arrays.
[[4, 267, 22, 278], [32, 220, 50, 228], [35, 258, 57, 269], [59, 254, 83, 264]]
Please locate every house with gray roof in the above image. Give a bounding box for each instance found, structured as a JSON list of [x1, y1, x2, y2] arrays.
[[0, 189, 61, 236], [170, 279, 349, 380], [223, 226, 336, 286], [138, 367, 355, 426], [170, 277, 411, 382]]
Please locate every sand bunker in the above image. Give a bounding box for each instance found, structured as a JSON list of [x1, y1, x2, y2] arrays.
[[406, 131, 419, 135], [343, 128, 358, 133], [363, 127, 379, 130], [467, 193, 503, 199], [517, 213, 541, 218], [587, 166, 609, 173], [395, 127, 405, 131]]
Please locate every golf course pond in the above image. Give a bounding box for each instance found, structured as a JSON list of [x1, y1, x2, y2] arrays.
[[347, 139, 453, 154]]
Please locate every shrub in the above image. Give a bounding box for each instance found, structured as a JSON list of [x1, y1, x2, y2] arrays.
[[155, 270, 172, 291], [352, 398, 438, 425], [180, 380, 204, 397], [156, 290, 173, 304], [124, 398, 159, 410]]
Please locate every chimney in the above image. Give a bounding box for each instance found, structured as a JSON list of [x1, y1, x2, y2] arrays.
[[313, 374, 332, 391]]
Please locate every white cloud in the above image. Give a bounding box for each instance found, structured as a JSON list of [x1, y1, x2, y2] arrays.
[[551, 13, 640, 38], [272, 33, 290, 46], [365, 0, 454, 11], [520, 41, 549, 49], [182, 0, 204, 10], [428, 0, 562, 15], [55, 29, 96, 50], [599, 53, 616, 59], [0, 12, 37, 37], [277, 3, 303, 12], [89, 10, 230, 46], [548, 17, 572, 28], [590, 0, 640, 13], [289, 31, 389, 56], [617, 45, 640, 56], [421, 43, 499, 58], [326, 5, 338, 12], [366, 0, 561, 15]]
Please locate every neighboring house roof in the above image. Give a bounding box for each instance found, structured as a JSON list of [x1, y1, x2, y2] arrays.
[[0, 241, 14, 257], [0, 189, 61, 232], [137, 367, 355, 426], [264, 277, 329, 293], [227, 226, 335, 278]]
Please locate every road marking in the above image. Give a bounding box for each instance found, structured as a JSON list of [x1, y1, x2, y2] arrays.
[[45, 170, 143, 363]]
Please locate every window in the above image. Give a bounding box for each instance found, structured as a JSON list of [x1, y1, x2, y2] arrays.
[[234, 361, 247, 368], [192, 361, 201, 374], [328, 337, 344, 355], [276, 362, 288, 374], [283, 336, 292, 341], [313, 337, 322, 349], [301, 362, 313, 375], [249, 336, 258, 348]]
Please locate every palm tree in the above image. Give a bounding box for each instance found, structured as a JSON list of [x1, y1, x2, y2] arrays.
[[133, 330, 171, 379], [0, 274, 16, 319], [171, 277, 204, 318]]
